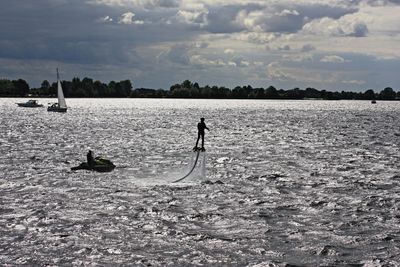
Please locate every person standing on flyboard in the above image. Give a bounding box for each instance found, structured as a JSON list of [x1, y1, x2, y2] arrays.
[[194, 118, 209, 151]]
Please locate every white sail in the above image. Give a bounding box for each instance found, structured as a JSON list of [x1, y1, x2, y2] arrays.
[[57, 69, 67, 108]]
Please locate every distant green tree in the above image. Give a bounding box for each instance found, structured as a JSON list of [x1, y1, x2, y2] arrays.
[[304, 87, 320, 99], [49, 82, 57, 96], [61, 81, 72, 97], [284, 88, 304, 99], [379, 87, 396, 100], [363, 89, 375, 100], [182, 80, 192, 89], [265, 86, 279, 99], [249, 88, 265, 99], [231, 86, 251, 98], [200, 85, 212, 98], [0, 79, 15, 96], [82, 77, 94, 97], [108, 81, 117, 97], [12, 79, 30, 96], [41, 80, 50, 90], [118, 80, 133, 97], [93, 80, 106, 97]]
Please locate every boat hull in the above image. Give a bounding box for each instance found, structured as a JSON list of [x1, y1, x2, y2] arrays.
[[17, 100, 43, 108], [71, 157, 116, 172], [71, 162, 116, 172], [47, 106, 67, 112], [17, 103, 43, 108]]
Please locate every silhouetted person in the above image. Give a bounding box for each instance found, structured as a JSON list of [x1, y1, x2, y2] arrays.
[[87, 150, 94, 168], [194, 118, 209, 151]]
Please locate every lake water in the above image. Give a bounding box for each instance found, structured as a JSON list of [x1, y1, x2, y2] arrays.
[[1, 98, 400, 266]]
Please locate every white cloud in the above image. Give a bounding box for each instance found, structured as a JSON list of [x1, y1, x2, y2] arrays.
[[320, 55, 347, 63], [276, 9, 300, 16], [99, 15, 113, 22], [190, 55, 226, 67], [342, 79, 366, 84], [176, 9, 208, 27], [234, 32, 278, 44], [90, 0, 179, 9], [302, 14, 369, 37], [118, 12, 145, 24]]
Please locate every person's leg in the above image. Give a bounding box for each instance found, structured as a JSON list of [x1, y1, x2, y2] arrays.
[[195, 132, 200, 147], [201, 133, 205, 148]]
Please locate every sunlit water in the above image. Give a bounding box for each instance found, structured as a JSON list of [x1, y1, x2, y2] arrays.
[[1, 98, 400, 266]]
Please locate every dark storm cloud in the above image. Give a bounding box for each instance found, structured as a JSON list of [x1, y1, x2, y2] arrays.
[[0, 0, 361, 66], [0, 0, 120, 63], [0, 0, 191, 65]]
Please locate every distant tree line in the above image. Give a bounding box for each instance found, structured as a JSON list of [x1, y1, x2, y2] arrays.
[[0, 78, 132, 98], [0, 79, 30, 97], [134, 80, 398, 100], [0, 78, 398, 100]]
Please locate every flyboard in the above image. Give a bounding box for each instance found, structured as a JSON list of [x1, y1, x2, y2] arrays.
[[172, 148, 205, 183]]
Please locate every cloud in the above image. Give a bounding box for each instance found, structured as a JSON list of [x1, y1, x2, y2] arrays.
[[276, 9, 300, 16], [342, 79, 366, 84], [119, 12, 145, 24], [233, 3, 358, 34], [278, 44, 291, 50], [302, 15, 369, 37], [301, 44, 316, 52], [176, 9, 208, 27], [283, 54, 314, 62], [195, 42, 209, 48], [190, 55, 226, 67], [320, 55, 347, 63], [1, 0, 400, 91], [266, 61, 341, 84], [357, 0, 400, 6], [89, 0, 179, 9], [159, 44, 192, 65], [234, 32, 278, 44], [99, 15, 113, 22], [266, 62, 291, 81], [224, 49, 235, 54], [235, 8, 304, 33]]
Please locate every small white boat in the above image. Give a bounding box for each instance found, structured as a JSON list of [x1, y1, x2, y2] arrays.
[[17, 99, 43, 108], [48, 68, 67, 112]]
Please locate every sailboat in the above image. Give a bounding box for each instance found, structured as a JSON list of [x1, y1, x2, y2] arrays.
[[47, 68, 67, 112]]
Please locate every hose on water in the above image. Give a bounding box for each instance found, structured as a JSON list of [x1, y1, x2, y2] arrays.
[[172, 150, 201, 183]]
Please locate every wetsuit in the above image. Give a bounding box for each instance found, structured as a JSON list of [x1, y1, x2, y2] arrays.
[[195, 121, 209, 148], [87, 150, 95, 168]]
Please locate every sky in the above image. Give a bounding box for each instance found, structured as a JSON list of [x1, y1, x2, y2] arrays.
[[0, 0, 399, 91]]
